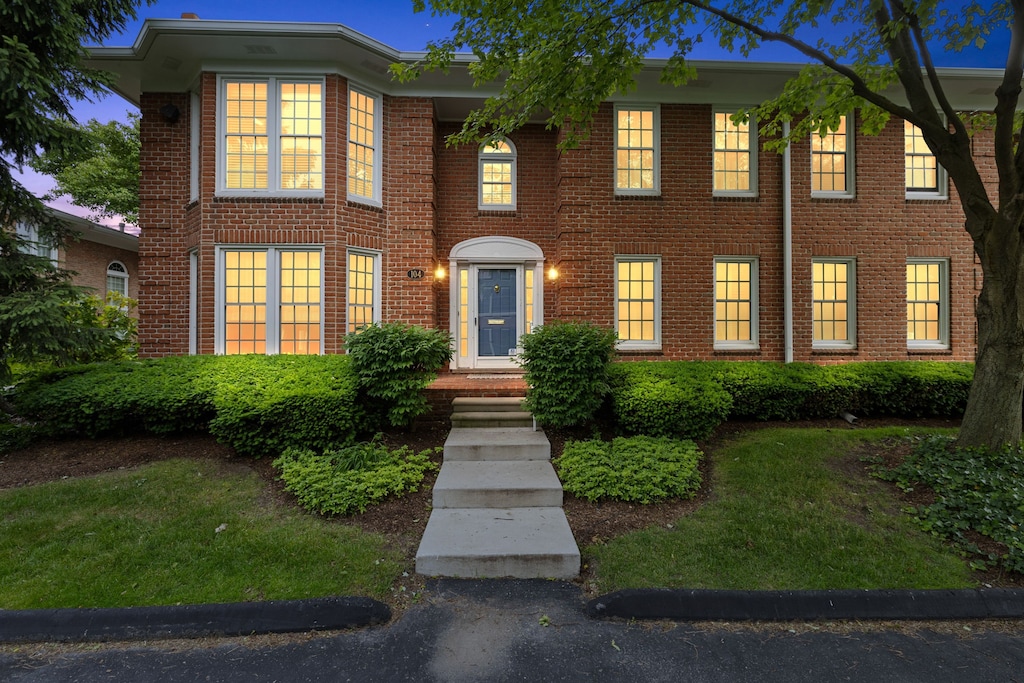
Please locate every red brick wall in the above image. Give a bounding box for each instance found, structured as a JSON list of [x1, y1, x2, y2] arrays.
[[60, 239, 139, 306], [137, 79, 981, 363]]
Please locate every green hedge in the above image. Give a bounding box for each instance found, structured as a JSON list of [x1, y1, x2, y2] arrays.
[[607, 361, 973, 438], [13, 355, 366, 457]]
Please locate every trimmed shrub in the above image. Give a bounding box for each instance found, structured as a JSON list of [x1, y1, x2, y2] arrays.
[[555, 436, 703, 503], [206, 355, 364, 457], [611, 367, 732, 440], [273, 441, 441, 516], [344, 323, 452, 428], [518, 321, 617, 428]]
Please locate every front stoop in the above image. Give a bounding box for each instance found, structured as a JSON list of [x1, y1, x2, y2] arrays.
[[415, 419, 581, 580]]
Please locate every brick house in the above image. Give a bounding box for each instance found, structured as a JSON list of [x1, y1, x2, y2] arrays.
[[15, 207, 139, 306], [87, 17, 995, 367]]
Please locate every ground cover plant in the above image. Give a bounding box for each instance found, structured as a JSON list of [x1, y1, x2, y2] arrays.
[[555, 436, 702, 503], [0, 457, 402, 609], [274, 440, 442, 516], [587, 427, 973, 592], [875, 435, 1024, 575]]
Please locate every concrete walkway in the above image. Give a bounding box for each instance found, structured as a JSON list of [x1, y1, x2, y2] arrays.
[[415, 399, 581, 578]]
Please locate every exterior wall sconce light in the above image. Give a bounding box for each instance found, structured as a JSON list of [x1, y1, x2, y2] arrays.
[[159, 103, 181, 123], [434, 264, 446, 280], [547, 265, 559, 281]]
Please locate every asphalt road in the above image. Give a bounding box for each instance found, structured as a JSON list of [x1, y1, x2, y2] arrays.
[[2, 580, 1023, 682]]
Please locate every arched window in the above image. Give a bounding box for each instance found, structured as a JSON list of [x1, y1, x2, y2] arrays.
[[106, 261, 128, 299], [478, 138, 517, 211]]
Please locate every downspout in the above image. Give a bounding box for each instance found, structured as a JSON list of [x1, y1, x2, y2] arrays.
[[783, 121, 794, 364]]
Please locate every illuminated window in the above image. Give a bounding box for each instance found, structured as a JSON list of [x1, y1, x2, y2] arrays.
[[106, 261, 129, 298], [614, 106, 659, 195], [615, 256, 661, 349], [218, 247, 322, 355], [812, 259, 855, 348], [811, 115, 854, 197], [905, 122, 946, 197], [713, 111, 756, 196], [714, 258, 758, 349], [220, 77, 323, 194], [906, 258, 949, 348], [347, 249, 381, 334], [348, 87, 381, 204], [479, 138, 517, 210]]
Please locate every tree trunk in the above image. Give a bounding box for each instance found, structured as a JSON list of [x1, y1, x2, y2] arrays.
[[957, 212, 1024, 449]]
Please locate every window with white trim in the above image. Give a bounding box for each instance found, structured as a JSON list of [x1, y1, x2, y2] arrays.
[[714, 257, 758, 349], [14, 222, 57, 262], [811, 115, 855, 197], [478, 138, 517, 210], [905, 121, 947, 198], [347, 249, 381, 334], [218, 77, 324, 195], [106, 261, 128, 299], [906, 258, 949, 349], [614, 256, 661, 349], [713, 111, 757, 196], [614, 105, 660, 195], [347, 86, 382, 205], [812, 258, 856, 348], [217, 246, 322, 355]]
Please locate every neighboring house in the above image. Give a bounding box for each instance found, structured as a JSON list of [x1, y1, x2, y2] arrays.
[[15, 207, 139, 307], [87, 17, 996, 366]]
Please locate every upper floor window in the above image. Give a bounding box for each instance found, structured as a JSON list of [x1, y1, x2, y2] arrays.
[[348, 86, 382, 205], [714, 257, 758, 349], [812, 258, 856, 348], [713, 111, 756, 196], [906, 258, 949, 349], [14, 221, 57, 262], [106, 261, 128, 298], [905, 121, 947, 199], [811, 115, 855, 197], [614, 105, 660, 195], [614, 256, 661, 350], [479, 138, 517, 210], [216, 246, 322, 355], [219, 77, 323, 195]]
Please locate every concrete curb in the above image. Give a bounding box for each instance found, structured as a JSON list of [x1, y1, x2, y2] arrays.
[[586, 588, 1024, 621], [0, 596, 390, 643]]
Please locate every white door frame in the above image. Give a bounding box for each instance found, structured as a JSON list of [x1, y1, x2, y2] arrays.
[[448, 236, 545, 370]]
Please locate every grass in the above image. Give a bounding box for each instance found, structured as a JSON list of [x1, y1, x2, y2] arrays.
[[588, 427, 974, 592], [0, 458, 402, 609]]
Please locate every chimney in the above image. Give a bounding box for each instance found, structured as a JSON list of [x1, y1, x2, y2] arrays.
[[181, 12, 200, 19], [118, 222, 125, 232]]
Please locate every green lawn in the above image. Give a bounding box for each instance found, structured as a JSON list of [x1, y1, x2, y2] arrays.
[[589, 427, 973, 592], [0, 459, 402, 609]]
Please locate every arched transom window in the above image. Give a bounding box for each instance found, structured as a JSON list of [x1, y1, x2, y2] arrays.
[[106, 261, 128, 298], [478, 138, 517, 211]]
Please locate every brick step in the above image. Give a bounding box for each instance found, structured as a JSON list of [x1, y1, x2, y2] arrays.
[[432, 461, 563, 508], [450, 411, 534, 429], [443, 427, 551, 461], [415, 507, 580, 579]]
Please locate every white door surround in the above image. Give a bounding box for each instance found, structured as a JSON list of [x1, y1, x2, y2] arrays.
[[448, 236, 545, 370]]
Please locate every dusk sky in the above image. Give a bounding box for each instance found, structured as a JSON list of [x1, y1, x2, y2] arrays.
[[19, 0, 1011, 227]]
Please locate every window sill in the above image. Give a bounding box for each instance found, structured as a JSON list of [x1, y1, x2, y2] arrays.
[[214, 195, 325, 204], [811, 194, 856, 201], [346, 199, 385, 213], [478, 210, 517, 217], [905, 193, 948, 202]]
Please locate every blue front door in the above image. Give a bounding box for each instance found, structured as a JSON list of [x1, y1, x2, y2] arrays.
[[478, 269, 517, 356]]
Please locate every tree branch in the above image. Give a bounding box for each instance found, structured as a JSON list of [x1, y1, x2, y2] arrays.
[[675, 0, 917, 122], [997, 0, 1024, 207], [898, 3, 967, 140]]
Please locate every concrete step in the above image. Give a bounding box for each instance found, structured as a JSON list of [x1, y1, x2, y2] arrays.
[[415, 507, 581, 579], [450, 411, 534, 429], [443, 427, 551, 461], [432, 461, 563, 508], [452, 396, 526, 413]]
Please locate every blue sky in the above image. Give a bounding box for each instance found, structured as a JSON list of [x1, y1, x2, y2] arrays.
[[21, 0, 1010, 226]]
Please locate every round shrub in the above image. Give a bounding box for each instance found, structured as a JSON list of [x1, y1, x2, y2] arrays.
[[555, 436, 703, 504]]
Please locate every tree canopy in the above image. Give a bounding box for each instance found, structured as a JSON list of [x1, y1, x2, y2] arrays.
[[0, 0, 144, 384], [29, 114, 140, 226], [400, 0, 1024, 450]]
